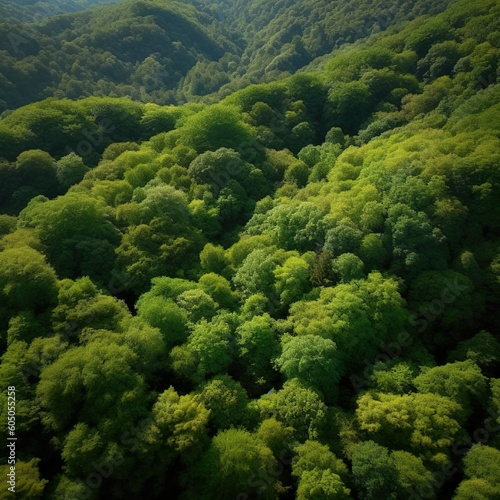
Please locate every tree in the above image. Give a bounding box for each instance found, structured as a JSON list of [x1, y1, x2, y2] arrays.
[[19, 193, 120, 282], [0, 246, 58, 312], [199, 243, 229, 275], [197, 375, 251, 430], [289, 272, 408, 372], [274, 254, 313, 307], [235, 314, 280, 392], [37, 340, 148, 434], [324, 224, 363, 256], [258, 202, 326, 252], [351, 441, 398, 499], [292, 440, 348, 481], [0, 458, 47, 498], [332, 252, 365, 283], [385, 203, 447, 277], [0, 341, 41, 434], [176, 289, 219, 323], [454, 445, 500, 499], [407, 270, 481, 348], [170, 318, 232, 383], [180, 105, 255, 153], [275, 335, 342, 401], [356, 392, 464, 459], [51, 277, 130, 342], [182, 428, 281, 499], [136, 294, 189, 349], [187, 148, 253, 195], [233, 247, 285, 299], [55, 152, 89, 190], [199, 273, 238, 310], [260, 379, 328, 441], [326, 82, 373, 134], [14, 149, 58, 200], [391, 450, 434, 497], [448, 331, 500, 372], [151, 386, 210, 457], [297, 469, 351, 500], [413, 360, 487, 417]]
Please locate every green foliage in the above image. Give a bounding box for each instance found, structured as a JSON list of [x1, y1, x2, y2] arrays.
[[180, 105, 255, 153], [0, 458, 47, 498], [0, 246, 58, 312], [37, 339, 148, 434], [197, 375, 251, 430], [260, 379, 328, 441], [170, 317, 233, 383], [136, 294, 189, 348], [276, 335, 341, 401], [152, 386, 210, 455], [351, 441, 399, 499], [235, 314, 280, 391], [292, 440, 348, 480], [297, 468, 351, 499], [413, 361, 488, 416], [1, 1, 500, 497], [183, 428, 281, 499], [19, 193, 120, 282], [454, 445, 500, 499], [356, 391, 465, 458]]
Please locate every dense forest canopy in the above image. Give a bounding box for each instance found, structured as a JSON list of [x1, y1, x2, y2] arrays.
[[0, 0, 499, 498], [0, 0, 120, 24], [0, 0, 458, 111]]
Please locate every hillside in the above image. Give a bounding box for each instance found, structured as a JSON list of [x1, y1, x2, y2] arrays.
[[0, 0, 237, 111], [0, 0, 120, 24], [0, 0, 499, 498], [0, 0, 457, 111]]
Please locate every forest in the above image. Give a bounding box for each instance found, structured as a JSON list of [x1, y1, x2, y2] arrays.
[[0, 0, 499, 498]]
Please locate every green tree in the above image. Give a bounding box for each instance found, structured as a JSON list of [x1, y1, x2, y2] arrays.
[[55, 152, 89, 191], [0, 246, 58, 312], [176, 289, 219, 323], [297, 469, 351, 500], [260, 379, 328, 441], [183, 428, 281, 499], [197, 375, 251, 430], [413, 360, 488, 417], [235, 314, 280, 392], [180, 105, 255, 153], [151, 386, 210, 457], [448, 331, 500, 371], [19, 193, 120, 282], [199, 273, 237, 310], [391, 450, 434, 497], [37, 340, 148, 434], [326, 82, 373, 134], [356, 392, 464, 459], [454, 445, 500, 499], [0, 458, 47, 498], [170, 318, 232, 383], [351, 441, 398, 499], [51, 277, 129, 342], [136, 294, 189, 348], [276, 335, 342, 401], [332, 252, 365, 283], [199, 243, 229, 275], [14, 149, 58, 201], [292, 440, 348, 481], [274, 254, 313, 307]]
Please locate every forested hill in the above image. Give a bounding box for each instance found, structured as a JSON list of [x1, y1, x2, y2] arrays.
[[0, 0, 500, 498], [0, 0, 457, 111], [0, 0, 120, 24]]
